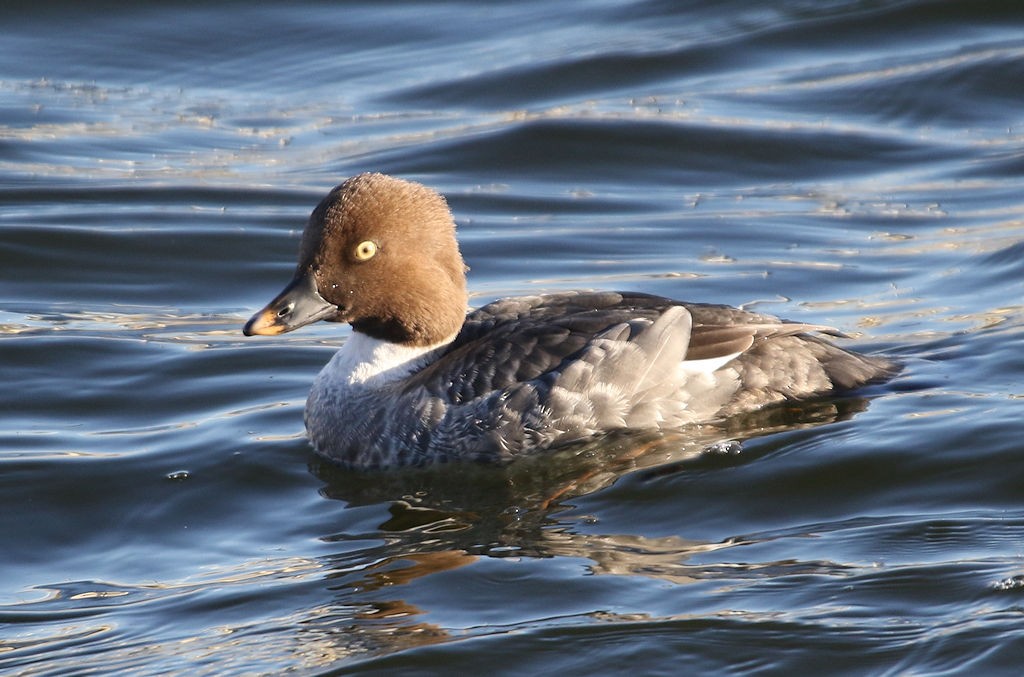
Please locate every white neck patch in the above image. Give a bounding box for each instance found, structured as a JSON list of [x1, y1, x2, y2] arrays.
[[322, 331, 456, 387]]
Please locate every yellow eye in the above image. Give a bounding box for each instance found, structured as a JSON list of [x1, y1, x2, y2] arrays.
[[354, 240, 377, 261]]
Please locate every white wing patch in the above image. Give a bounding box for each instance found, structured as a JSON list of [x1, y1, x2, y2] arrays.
[[679, 352, 743, 376]]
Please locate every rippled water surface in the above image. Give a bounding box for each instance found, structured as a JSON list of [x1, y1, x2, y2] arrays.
[[3, 1, 1024, 674]]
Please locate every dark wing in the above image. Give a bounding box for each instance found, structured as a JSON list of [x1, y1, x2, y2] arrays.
[[404, 291, 793, 403]]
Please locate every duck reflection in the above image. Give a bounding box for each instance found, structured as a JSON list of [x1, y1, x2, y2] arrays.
[[301, 397, 874, 659]]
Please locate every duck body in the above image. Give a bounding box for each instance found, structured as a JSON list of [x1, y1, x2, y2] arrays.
[[244, 174, 897, 469]]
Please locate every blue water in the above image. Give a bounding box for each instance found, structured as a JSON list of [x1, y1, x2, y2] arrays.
[[3, 1, 1024, 674]]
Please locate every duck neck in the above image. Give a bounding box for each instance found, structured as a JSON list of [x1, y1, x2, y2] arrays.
[[324, 330, 457, 388]]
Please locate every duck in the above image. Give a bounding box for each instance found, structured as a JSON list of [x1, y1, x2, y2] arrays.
[[244, 173, 897, 469]]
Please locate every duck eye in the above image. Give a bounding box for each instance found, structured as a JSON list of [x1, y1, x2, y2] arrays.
[[354, 240, 377, 261]]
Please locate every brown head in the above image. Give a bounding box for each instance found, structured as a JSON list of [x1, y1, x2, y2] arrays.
[[243, 173, 469, 346]]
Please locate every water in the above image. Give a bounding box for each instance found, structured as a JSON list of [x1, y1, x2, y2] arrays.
[[3, 1, 1024, 674]]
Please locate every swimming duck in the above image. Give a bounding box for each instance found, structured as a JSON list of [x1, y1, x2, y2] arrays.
[[244, 173, 896, 469]]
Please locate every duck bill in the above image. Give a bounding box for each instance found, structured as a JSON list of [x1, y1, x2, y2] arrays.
[[243, 272, 339, 336]]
